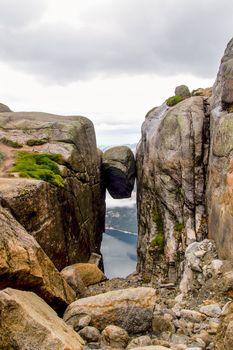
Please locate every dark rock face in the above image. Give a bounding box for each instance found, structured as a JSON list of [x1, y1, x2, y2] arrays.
[[207, 38, 233, 262], [102, 146, 136, 199], [0, 112, 105, 270]]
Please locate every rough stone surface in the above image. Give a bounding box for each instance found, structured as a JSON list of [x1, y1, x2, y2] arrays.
[[207, 37, 233, 263], [61, 264, 87, 297], [64, 287, 156, 333], [79, 326, 100, 343], [101, 325, 129, 349], [0, 205, 75, 313], [61, 263, 106, 288], [0, 102, 11, 112], [175, 85, 191, 98], [127, 336, 152, 349], [0, 112, 105, 270], [136, 97, 208, 281], [200, 303, 221, 318], [215, 301, 233, 349], [0, 288, 84, 350], [102, 146, 136, 199]]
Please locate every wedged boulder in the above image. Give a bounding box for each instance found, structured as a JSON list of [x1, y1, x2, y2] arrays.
[[207, 37, 233, 263], [0, 112, 105, 270], [0, 205, 75, 313], [0, 288, 84, 350], [64, 287, 156, 333], [102, 146, 136, 199], [136, 96, 208, 281]]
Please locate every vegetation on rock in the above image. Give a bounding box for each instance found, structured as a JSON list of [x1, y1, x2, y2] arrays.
[[166, 95, 183, 107], [12, 151, 64, 187], [0, 151, 5, 164], [26, 138, 48, 146], [151, 210, 165, 248], [0, 137, 23, 148]]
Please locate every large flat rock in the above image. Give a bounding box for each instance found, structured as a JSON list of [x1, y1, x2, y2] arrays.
[[0, 288, 84, 350], [64, 287, 156, 333]]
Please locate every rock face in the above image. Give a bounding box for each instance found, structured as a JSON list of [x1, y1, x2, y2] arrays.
[[136, 97, 209, 281], [0, 112, 105, 270], [64, 287, 156, 333], [102, 146, 136, 199], [0, 102, 11, 112], [0, 205, 75, 313], [0, 288, 84, 350], [207, 38, 233, 262]]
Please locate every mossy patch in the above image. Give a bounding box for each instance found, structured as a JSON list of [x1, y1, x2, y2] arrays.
[[174, 222, 185, 240], [151, 210, 165, 248], [150, 232, 164, 248], [166, 95, 183, 107], [26, 138, 48, 146], [0, 137, 23, 148], [12, 151, 64, 187]]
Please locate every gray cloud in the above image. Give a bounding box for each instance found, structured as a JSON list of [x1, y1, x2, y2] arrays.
[[0, 0, 232, 83]]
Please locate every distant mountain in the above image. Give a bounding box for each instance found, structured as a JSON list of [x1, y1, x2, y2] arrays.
[[106, 205, 137, 234]]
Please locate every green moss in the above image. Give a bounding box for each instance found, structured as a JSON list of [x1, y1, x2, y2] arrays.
[[150, 232, 165, 248], [166, 95, 183, 107], [174, 222, 185, 232], [12, 151, 64, 187], [141, 274, 151, 284], [151, 210, 165, 248], [26, 138, 48, 146], [0, 137, 23, 148]]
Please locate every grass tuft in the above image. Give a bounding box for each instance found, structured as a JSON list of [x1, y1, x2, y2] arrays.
[[12, 151, 64, 187], [26, 138, 48, 146], [166, 95, 183, 107]]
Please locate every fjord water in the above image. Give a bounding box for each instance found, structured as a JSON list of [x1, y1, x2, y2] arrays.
[[101, 192, 138, 278]]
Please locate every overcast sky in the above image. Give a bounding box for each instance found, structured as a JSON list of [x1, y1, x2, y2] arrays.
[[0, 0, 232, 145]]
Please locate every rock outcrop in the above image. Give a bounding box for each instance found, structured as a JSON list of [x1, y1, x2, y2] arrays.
[[64, 287, 156, 333], [0, 288, 84, 350], [137, 96, 209, 282], [102, 146, 136, 199], [207, 38, 233, 262], [0, 112, 105, 270], [0, 205, 75, 313]]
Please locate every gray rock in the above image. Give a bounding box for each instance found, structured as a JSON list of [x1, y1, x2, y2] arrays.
[[0, 288, 84, 350], [102, 146, 136, 199], [200, 304, 221, 318], [64, 287, 156, 333], [207, 37, 233, 263], [65, 312, 91, 331], [137, 97, 207, 281], [175, 85, 191, 98], [79, 326, 100, 343], [0, 102, 11, 112], [127, 336, 152, 349], [0, 112, 105, 271], [180, 309, 205, 323], [101, 325, 129, 349]]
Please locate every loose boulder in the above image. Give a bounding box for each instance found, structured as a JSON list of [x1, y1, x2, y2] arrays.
[[175, 85, 191, 98], [102, 146, 136, 199], [64, 287, 156, 333], [101, 325, 129, 349], [61, 263, 106, 290], [0, 288, 84, 350]]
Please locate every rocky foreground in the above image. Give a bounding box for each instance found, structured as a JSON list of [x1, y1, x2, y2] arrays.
[[0, 39, 233, 349]]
